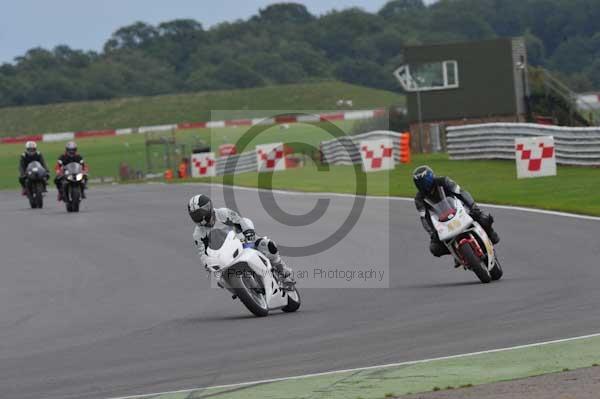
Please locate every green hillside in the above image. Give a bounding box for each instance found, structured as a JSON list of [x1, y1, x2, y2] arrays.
[[0, 82, 404, 136]]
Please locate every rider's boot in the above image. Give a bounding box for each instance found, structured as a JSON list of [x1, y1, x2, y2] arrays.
[[488, 229, 500, 245], [471, 207, 500, 245], [271, 257, 295, 289], [483, 215, 500, 244], [256, 237, 295, 289]]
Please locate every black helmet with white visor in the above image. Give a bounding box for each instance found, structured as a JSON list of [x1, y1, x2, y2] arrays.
[[25, 141, 37, 155], [188, 194, 215, 226], [66, 141, 77, 156]]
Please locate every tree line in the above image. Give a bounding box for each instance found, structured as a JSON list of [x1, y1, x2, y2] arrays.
[[1, 0, 600, 108]]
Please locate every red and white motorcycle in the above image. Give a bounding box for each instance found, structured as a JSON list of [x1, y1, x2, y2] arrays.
[[428, 187, 503, 284]]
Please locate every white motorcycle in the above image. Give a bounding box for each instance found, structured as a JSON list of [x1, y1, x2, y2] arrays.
[[204, 228, 301, 317], [428, 187, 503, 284]]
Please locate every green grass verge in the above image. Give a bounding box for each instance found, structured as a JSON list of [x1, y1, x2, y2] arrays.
[[130, 335, 600, 398], [189, 154, 600, 216], [0, 81, 403, 135], [0, 120, 356, 190]]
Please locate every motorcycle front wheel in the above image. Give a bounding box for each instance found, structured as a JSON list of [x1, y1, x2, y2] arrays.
[[228, 264, 269, 317], [460, 243, 492, 284], [65, 184, 81, 213], [34, 182, 44, 209]]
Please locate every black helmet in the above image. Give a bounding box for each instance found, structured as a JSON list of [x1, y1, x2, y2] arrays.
[[66, 141, 77, 156], [188, 194, 215, 226], [413, 165, 436, 194]]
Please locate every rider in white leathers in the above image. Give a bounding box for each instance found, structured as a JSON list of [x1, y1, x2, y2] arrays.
[[188, 194, 294, 287]]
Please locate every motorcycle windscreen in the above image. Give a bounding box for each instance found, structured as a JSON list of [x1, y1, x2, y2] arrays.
[[26, 161, 45, 173], [207, 229, 229, 250], [64, 162, 82, 175], [430, 197, 457, 222]]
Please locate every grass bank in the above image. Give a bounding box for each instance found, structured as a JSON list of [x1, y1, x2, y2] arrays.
[[0, 82, 403, 136]]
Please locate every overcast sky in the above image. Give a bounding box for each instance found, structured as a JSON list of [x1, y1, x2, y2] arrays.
[[0, 0, 436, 64]]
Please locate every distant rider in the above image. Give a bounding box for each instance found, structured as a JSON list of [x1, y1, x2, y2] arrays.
[[19, 141, 49, 195], [413, 165, 500, 259], [188, 194, 295, 288], [55, 141, 88, 201]]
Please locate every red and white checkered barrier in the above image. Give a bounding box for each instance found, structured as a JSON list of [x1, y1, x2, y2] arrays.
[[256, 143, 286, 172], [0, 109, 386, 145], [359, 138, 395, 172], [191, 152, 217, 177], [515, 136, 556, 179]]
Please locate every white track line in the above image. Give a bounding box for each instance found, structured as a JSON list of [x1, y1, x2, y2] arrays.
[[185, 182, 600, 222], [109, 332, 600, 399]]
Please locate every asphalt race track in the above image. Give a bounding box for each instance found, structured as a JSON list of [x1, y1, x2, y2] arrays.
[[1, 184, 600, 399]]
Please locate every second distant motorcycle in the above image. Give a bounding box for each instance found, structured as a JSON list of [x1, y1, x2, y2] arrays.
[[24, 161, 48, 209], [60, 162, 86, 213]]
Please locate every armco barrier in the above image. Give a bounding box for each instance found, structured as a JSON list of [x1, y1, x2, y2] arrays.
[[446, 123, 600, 166], [43, 132, 75, 142], [0, 109, 386, 145], [320, 130, 410, 166], [216, 151, 257, 176]]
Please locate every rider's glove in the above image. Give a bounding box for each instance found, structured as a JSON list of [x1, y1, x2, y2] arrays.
[[243, 229, 256, 243]]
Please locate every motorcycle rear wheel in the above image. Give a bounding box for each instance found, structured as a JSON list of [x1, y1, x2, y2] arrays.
[[282, 288, 301, 313], [490, 256, 503, 281]]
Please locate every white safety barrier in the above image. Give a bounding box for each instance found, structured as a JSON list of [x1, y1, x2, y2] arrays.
[[320, 130, 407, 165], [138, 124, 177, 133], [446, 123, 600, 166], [216, 151, 257, 176], [43, 132, 75, 142]]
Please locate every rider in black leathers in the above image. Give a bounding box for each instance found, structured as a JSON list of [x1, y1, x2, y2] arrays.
[[413, 165, 500, 257], [19, 141, 49, 194], [54, 141, 88, 201]]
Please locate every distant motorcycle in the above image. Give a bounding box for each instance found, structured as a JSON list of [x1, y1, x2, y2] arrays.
[[24, 161, 47, 209], [204, 228, 301, 317], [428, 187, 503, 284], [61, 162, 86, 213]]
